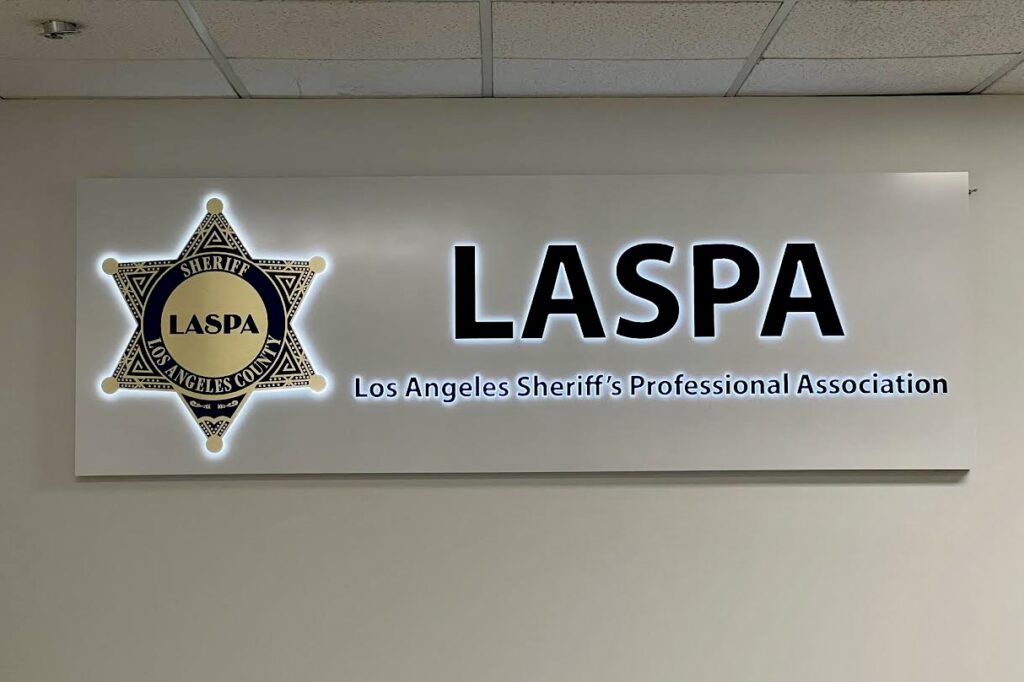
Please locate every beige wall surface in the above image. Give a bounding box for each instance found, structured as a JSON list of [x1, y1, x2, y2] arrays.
[[0, 96, 1021, 681]]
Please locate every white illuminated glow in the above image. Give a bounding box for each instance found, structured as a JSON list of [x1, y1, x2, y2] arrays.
[[96, 193, 330, 461]]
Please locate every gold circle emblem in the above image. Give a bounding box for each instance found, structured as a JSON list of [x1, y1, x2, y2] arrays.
[[161, 271, 269, 378]]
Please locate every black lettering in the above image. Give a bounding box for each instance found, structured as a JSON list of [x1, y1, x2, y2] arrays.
[[523, 244, 605, 339], [452, 245, 514, 340], [614, 243, 679, 340], [692, 244, 760, 338], [760, 243, 844, 337], [204, 314, 222, 334]]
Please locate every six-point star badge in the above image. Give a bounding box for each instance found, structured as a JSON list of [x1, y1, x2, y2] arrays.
[[101, 198, 326, 454]]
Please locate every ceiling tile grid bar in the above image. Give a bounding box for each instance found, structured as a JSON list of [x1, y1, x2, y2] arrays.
[[480, 0, 494, 96], [726, 0, 798, 97], [972, 52, 1024, 93], [175, 0, 249, 98], [985, 59, 1024, 93]]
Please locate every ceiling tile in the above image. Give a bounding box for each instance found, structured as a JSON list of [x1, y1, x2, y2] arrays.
[[493, 2, 779, 59], [0, 0, 208, 60], [986, 60, 1024, 93], [194, 1, 479, 60], [0, 60, 233, 98], [231, 59, 481, 97], [766, 0, 1024, 59], [740, 55, 1012, 96], [494, 59, 743, 96]]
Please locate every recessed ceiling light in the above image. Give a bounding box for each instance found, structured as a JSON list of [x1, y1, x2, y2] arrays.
[[40, 20, 80, 40]]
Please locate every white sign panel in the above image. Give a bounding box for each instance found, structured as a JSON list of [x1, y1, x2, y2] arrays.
[[76, 174, 973, 475]]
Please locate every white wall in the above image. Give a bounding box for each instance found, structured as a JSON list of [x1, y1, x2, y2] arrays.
[[1, 96, 1021, 681]]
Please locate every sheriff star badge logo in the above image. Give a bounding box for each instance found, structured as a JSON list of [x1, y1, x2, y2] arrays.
[[100, 198, 327, 454]]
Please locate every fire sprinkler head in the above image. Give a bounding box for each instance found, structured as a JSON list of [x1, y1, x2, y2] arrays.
[[41, 20, 80, 40]]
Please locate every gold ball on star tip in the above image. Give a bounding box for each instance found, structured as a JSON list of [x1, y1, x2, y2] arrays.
[[309, 256, 327, 273], [206, 436, 224, 454], [100, 377, 119, 394], [206, 198, 224, 215], [101, 258, 119, 275], [309, 375, 327, 393]]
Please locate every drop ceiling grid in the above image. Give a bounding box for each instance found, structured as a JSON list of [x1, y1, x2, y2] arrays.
[[2, 0, 1024, 98], [741, 0, 1024, 95]]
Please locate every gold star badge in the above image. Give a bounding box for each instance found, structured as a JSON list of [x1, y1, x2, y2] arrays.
[[101, 198, 326, 454]]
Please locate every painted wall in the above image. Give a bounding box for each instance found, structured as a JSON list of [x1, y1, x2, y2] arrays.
[[1, 97, 1020, 681]]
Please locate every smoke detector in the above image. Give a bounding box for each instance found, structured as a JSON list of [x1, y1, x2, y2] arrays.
[[41, 20, 80, 40]]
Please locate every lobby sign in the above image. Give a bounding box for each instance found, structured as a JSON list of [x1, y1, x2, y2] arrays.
[[76, 174, 973, 475]]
